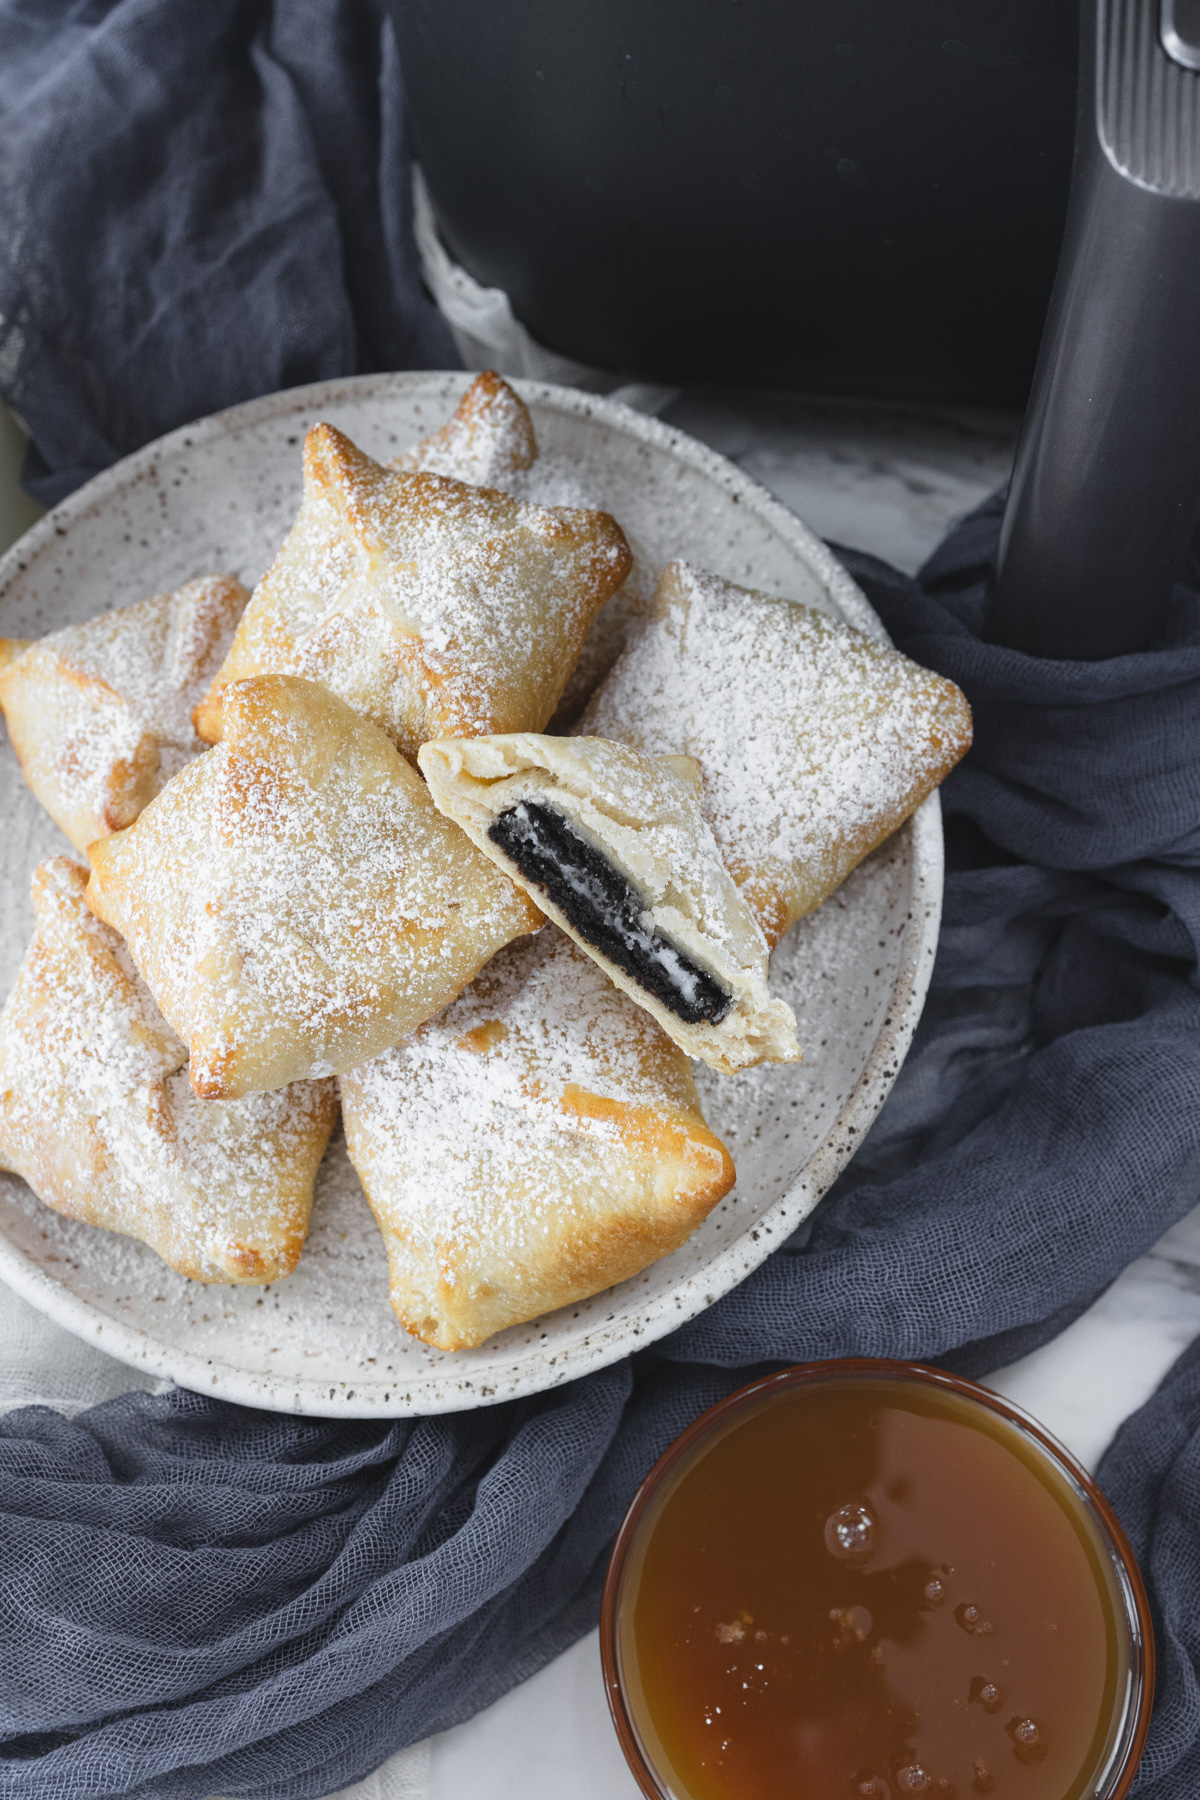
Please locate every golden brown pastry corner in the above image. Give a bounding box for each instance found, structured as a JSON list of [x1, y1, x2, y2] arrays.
[[559, 1083, 736, 1214], [0, 855, 338, 1284], [302, 419, 376, 521], [87, 675, 543, 1100], [191, 686, 223, 742], [371, 1088, 735, 1353], [389, 370, 538, 483], [0, 637, 31, 683], [193, 421, 632, 755]]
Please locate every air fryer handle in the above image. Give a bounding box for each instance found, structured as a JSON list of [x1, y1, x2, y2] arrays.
[[989, 0, 1200, 659]]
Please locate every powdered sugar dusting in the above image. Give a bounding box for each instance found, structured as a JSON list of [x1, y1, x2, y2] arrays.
[[0, 372, 941, 1412], [52, 575, 244, 751], [165, 1073, 329, 1233], [89, 679, 538, 1094], [38, 579, 239, 792], [343, 931, 697, 1252], [222, 429, 630, 759], [509, 453, 597, 512], [0, 858, 334, 1281], [394, 370, 629, 526], [389, 370, 652, 721], [350, 470, 627, 728], [4, 575, 246, 838], [213, 707, 489, 1027], [390, 369, 537, 489], [582, 561, 968, 928]]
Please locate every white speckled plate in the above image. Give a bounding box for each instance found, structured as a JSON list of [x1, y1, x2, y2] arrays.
[[0, 373, 941, 1416]]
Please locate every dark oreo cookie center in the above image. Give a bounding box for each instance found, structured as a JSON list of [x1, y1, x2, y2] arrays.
[[488, 801, 733, 1027]]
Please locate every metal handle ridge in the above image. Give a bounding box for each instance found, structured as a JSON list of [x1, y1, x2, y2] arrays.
[[989, 0, 1200, 658]]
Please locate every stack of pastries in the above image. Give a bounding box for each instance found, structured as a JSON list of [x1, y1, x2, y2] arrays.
[[0, 373, 972, 1350]]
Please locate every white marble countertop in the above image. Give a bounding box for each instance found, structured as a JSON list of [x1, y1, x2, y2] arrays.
[[1, 390, 1194, 1800]]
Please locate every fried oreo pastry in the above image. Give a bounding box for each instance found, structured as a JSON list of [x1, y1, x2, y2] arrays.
[[0, 858, 337, 1282], [86, 676, 542, 1099], [193, 421, 632, 757], [0, 574, 248, 852], [582, 561, 973, 946], [340, 929, 735, 1349], [419, 732, 800, 1075]]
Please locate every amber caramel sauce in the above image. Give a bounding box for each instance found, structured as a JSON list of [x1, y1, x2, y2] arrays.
[[617, 1377, 1126, 1800]]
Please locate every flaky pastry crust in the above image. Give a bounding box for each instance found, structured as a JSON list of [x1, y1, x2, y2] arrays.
[[582, 561, 973, 947], [193, 421, 632, 757], [386, 372, 654, 726], [389, 369, 537, 488], [86, 675, 542, 1099], [0, 858, 336, 1282], [340, 930, 735, 1349], [419, 732, 800, 1075], [0, 574, 248, 853]]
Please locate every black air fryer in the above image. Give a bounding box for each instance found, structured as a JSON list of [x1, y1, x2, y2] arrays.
[[392, 0, 1200, 658]]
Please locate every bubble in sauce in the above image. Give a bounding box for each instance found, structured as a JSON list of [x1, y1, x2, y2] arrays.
[[893, 1760, 931, 1793], [830, 1604, 873, 1644], [825, 1501, 876, 1563], [922, 1574, 947, 1608], [972, 1760, 995, 1795], [954, 1602, 993, 1637], [968, 1676, 1002, 1714], [851, 1773, 888, 1798], [1007, 1717, 1048, 1765]]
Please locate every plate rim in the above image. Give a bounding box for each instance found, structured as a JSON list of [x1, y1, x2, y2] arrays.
[[0, 371, 942, 1416]]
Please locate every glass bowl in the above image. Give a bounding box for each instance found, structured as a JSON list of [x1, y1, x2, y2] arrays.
[[601, 1358, 1154, 1800]]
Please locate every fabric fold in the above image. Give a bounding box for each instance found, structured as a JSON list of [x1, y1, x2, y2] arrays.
[[0, 0, 458, 506]]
